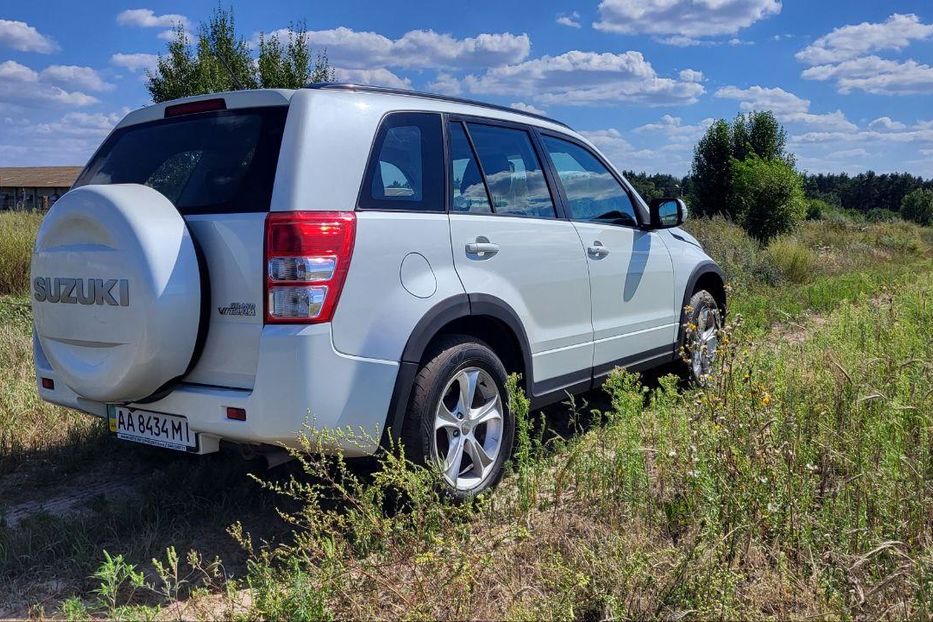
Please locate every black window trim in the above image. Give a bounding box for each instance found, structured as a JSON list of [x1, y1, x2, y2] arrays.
[[446, 113, 567, 222], [447, 118, 496, 215], [535, 127, 649, 228], [355, 110, 448, 214]]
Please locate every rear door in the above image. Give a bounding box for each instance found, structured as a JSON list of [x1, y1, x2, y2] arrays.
[[447, 119, 593, 394], [538, 133, 677, 376], [74, 103, 289, 389]]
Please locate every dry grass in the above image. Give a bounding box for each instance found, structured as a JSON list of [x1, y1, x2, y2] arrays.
[[0, 296, 99, 474], [0, 211, 43, 296]]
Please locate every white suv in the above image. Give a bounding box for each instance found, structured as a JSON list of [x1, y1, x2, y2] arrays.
[[31, 84, 724, 495]]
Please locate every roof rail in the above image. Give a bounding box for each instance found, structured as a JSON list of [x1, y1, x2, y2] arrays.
[[303, 82, 572, 130]]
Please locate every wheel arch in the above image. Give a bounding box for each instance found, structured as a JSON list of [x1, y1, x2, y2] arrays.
[[678, 261, 726, 347], [382, 294, 533, 448]]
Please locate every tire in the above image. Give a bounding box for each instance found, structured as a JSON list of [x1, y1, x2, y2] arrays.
[[402, 335, 514, 499], [682, 290, 723, 384]]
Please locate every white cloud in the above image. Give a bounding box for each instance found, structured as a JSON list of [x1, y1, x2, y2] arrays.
[[580, 128, 635, 163], [510, 102, 548, 115], [284, 27, 530, 70], [581, 127, 696, 174], [116, 8, 190, 29], [801, 56, 933, 95], [714, 85, 857, 131], [0, 19, 58, 53], [796, 15, 933, 96], [0, 110, 122, 166], [156, 28, 192, 41], [41, 65, 113, 92], [35, 111, 122, 136], [0, 60, 98, 108], [790, 122, 933, 145], [796, 13, 933, 65], [657, 36, 712, 47], [868, 117, 906, 131], [679, 69, 704, 82], [111, 52, 158, 73], [594, 0, 781, 39], [827, 148, 868, 159], [460, 50, 705, 106], [427, 72, 463, 96], [633, 114, 714, 142], [556, 12, 582, 28], [333, 67, 411, 89]]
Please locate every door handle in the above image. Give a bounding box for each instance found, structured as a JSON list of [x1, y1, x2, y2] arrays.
[[587, 241, 609, 258], [465, 237, 500, 257]]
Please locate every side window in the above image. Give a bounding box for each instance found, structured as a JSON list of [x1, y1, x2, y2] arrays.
[[542, 135, 638, 226], [465, 123, 556, 218], [359, 112, 444, 211], [448, 122, 492, 214]]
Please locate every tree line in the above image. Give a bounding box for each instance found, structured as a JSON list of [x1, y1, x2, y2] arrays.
[[624, 113, 933, 237]]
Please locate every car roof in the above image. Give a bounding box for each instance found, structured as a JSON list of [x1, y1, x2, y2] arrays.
[[116, 84, 577, 137], [304, 83, 573, 130]]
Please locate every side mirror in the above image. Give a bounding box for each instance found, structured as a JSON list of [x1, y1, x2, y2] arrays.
[[649, 198, 688, 229]]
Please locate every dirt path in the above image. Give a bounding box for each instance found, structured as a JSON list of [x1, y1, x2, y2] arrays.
[[2, 467, 140, 528]]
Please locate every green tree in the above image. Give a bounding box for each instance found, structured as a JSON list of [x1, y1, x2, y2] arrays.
[[746, 110, 789, 164], [257, 22, 334, 88], [900, 187, 933, 226], [691, 111, 795, 220], [147, 7, 333, 103], [731, 156, 806, 241], [690, 119, 733, 217]]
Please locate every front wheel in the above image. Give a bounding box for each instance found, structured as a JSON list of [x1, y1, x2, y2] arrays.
[[402, 336, 513, 498], [683, 290, 723, 383]]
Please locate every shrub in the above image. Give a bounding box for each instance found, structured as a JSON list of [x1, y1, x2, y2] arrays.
[[0, 211, 43, 296], [762, 236, 815, 284], [900, 187, 933, 226], [805, 198, 830, 220], [682, 216, 760, 284], [866, 207, 897, 223], [731, 156, 806, 241]]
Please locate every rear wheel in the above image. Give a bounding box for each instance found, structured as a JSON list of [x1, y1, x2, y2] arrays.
[[403, 336, 513, 498], [683, 290, 722, 383]]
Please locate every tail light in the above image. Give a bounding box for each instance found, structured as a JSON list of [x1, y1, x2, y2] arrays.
[[264, 211, 356, 324]]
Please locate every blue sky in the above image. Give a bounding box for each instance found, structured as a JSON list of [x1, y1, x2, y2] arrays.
[[2, 0, 933, 176]]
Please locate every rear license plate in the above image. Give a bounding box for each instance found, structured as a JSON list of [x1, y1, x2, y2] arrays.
[[108, 407, 197, 452]]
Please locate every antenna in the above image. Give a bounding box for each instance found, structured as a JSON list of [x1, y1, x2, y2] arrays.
[[215, 51, 243, 91]]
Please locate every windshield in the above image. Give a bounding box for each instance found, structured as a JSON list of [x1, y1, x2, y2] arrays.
[[75, 106, 287, 215]]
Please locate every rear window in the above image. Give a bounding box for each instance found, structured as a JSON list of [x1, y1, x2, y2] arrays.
[[75, 107, 287, 215], [358, 112, 444, 212]]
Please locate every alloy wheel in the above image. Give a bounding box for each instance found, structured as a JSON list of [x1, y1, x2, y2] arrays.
[[431, 366, 504, 491]]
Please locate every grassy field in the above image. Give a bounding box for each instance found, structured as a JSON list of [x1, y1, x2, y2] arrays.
[[0, 210, 931, 619]]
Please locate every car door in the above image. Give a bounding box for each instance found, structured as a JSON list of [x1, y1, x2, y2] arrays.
[[539, 133, 677, 377], [447, 119, 593, 395]]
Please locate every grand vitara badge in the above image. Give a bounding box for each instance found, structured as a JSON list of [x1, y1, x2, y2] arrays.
[[33, 277, 129, 306]]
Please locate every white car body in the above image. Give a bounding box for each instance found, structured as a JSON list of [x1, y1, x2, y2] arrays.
[[32, 85, 724, 458]]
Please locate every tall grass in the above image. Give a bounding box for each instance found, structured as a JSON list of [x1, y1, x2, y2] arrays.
[[763, 236, 816, 283], [252, 275, 932, 619], [125, 271, 925, 620], [0, 211, 43, 296], [0, 296, 100, 473]]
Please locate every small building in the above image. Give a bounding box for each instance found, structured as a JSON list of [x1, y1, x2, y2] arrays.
[[0, 166, 82, 211]]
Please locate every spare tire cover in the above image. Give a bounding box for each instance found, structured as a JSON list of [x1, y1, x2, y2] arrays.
[[31, 184, 202, 403]]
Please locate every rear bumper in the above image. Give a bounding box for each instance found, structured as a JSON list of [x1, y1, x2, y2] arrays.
[[34, 324, 399, 457]]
